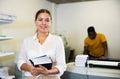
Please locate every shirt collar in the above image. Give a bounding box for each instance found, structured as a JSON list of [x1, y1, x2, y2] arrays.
[[33, 33, 37, 40]]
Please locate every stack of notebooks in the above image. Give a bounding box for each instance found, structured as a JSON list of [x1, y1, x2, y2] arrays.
[[29, 55, 52, 70]]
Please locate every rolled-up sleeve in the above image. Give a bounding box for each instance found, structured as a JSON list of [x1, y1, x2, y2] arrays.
[[17, 40, 27, 71], [55, 37, 67, 76]]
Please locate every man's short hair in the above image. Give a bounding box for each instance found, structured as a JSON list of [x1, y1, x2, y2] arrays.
[[87, 26, 95, 33]]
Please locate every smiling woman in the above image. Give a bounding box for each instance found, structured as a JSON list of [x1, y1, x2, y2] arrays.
[[16, 9, 66, 79], [34, 9, 52, 44]]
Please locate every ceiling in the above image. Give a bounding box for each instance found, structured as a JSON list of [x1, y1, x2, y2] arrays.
[[47, 0, 97, 4]]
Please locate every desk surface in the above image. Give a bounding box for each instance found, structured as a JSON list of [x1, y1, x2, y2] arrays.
[[66, 62, 120, 78]]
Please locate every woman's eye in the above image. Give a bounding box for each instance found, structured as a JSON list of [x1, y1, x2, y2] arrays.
[[37, 18, 50, 22], [45, 19, 50, 22], [38, 18, 43, 21]]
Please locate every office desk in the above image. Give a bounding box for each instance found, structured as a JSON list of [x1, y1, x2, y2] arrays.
[[61, 62, 120, 79]]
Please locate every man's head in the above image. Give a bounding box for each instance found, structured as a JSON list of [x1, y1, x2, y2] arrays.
[[87, 26, 96, 40]]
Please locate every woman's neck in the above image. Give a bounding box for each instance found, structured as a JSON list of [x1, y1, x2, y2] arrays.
[[37, 32, 49, 37], [37, 32, 49, 44]]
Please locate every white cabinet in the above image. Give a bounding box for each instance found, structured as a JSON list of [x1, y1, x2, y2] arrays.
[[0, 13, 15, 79], [0, 36, 14, 56], [0, 36, 14, 79], [0, 13, 14, 56]]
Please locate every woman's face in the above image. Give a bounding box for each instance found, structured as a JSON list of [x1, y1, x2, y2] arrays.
[[35, 13, 51, 33]]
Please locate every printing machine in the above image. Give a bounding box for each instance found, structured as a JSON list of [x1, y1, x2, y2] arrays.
[[87, 57, 120, 69]]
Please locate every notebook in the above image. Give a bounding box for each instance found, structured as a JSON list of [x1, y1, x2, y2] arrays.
[[29, 55, 52, 70]]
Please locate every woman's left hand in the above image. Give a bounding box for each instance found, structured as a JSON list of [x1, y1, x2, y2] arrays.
[[31, 65, 50, 76], [38, 65, 50, 75]]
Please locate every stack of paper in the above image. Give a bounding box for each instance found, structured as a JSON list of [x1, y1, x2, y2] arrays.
[[75, 55, 88, 67], [0, 66, 9, 79]]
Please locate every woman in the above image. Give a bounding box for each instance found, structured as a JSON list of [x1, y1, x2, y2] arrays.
[[17, 9, 66, 79]]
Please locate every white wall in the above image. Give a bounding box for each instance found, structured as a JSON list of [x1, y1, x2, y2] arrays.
[[56, 0, 120, 58], [0, 0, 56, 75]]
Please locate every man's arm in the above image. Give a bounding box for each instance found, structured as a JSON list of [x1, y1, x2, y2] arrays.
[[83, 46, 89, 55], [102, 41, 108, 57]]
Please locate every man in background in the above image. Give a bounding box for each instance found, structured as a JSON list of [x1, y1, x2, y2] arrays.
[[83, 26, 108, 58]]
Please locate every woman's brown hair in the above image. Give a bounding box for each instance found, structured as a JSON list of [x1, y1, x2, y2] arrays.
[[35, 9, 52, 21]]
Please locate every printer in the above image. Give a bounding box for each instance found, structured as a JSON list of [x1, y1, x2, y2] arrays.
[[87, 57, 120, 69]]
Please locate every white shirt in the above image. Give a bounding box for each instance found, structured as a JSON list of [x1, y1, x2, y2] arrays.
[[17, 33, 66, 77]]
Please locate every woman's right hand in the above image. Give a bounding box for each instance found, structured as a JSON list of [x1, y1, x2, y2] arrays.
[[29, 66, 37, 76], [30, 65, 46, 76]]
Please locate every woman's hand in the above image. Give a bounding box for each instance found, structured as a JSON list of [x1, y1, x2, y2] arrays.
[[30, 65, 49, 76], [29, 66, 38, 76], [38, 65, 50, 75], [30, 65, 59, 76]]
